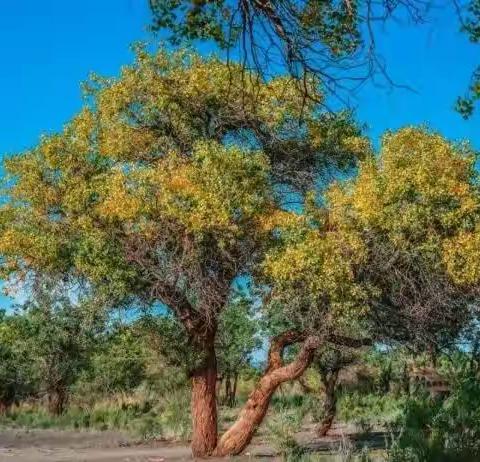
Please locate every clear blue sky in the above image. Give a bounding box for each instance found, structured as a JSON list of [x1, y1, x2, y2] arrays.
[[0, 0, 478, 308]]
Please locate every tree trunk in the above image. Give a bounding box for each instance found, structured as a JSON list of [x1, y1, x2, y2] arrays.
[[216, 375, 223, 400], [224, 375, 232, 405], [213, 333, 321, 457], [191, 340, 218, 457], [47, 387, 67, 416], [0, 400, 10, 415], [317, 370, 339, 437], [231, 372, 238, 407]]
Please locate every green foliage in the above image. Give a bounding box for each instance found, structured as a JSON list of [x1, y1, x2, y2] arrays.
[[388, 372, 480, 461], [149, 0, 361, 57], [217, 295, 262, 376], [266, 406, 307, 460], [17, 284, 103, 413], [0, 387, 191, 441], [338, 392, 406, 429], [0, 311, 35, 407], [78, 324, 148, 395]]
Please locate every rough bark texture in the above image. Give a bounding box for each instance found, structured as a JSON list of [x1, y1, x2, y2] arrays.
[[317, 370, 339, 437], [191, 341, 218, 457], [213, 333, 321, 457], [47, 387, 67, 416]]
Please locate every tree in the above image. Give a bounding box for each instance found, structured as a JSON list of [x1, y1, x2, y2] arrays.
[[18, 284, 102, 415], [261, 127, 480, 442], [328, 128, 480, 352], [149, 0, 479, 115], [0, 48, 365, 457], [0, 311, 34, 412], [85, 323, 149, 395], [313, 346, 358, 436], [216, 295, 262, 407]]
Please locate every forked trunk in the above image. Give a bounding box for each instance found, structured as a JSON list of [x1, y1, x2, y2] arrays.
[[317, 370, 339, 437], [191, 341, 218, 457], [213, 333, 321, 456]]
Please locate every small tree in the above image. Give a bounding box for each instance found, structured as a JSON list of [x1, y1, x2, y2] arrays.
[[85, 323, 149, 396], [216, 295, 262, 407], [313, 346, 359, 436], [19, 284, 102, 415], [262, 127, 480, 441], [0, 311, 34, 412]]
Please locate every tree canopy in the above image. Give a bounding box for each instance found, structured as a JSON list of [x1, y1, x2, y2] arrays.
[[264, 127, 480, 351]]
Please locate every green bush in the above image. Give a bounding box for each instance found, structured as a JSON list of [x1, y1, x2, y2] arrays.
[[0, 388, 191, 442], [266, 406, 306, 460], [388, 375, 480, 461], [338, 392, 406, 429]]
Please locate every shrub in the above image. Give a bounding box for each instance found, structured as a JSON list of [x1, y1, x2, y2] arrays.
[[388, 374, 480, 461]]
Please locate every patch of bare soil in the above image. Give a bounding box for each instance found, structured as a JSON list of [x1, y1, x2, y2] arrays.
[[0, 429, 277, 462], [0, 424, 386, 461]]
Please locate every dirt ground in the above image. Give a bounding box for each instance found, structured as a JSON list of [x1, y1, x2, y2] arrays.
[[0, 424, 385, 461], [0, 428, 276, 462]]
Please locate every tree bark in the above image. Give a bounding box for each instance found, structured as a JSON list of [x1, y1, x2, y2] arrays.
[[0, 400, 10, 415], [317, 370, 339, 437], [225, 375, 232, 405], [213, 333, 321, 457], [231, 372, 238, 407], [191, 340, 218, 457], [47, 387, 67, 416]]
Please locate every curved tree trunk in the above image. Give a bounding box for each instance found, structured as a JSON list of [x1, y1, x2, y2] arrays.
[[317, 370, 339, 437], [191, 340, 218, 457], [213, 333, 321, 457]]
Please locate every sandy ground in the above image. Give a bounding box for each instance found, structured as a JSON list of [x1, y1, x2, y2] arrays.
[[0, 429, 277, 462], [0, 424, 385, 461]]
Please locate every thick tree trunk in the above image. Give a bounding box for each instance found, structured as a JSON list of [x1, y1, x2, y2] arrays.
[[213, 333, 321, 457], [317, 370, 339, 437], [191, 341, 218, 457]]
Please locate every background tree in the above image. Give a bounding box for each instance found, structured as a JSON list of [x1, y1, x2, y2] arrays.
[[313, 346, 359, 436], [0, 48, 365, 457], [216, 294, 262, 407], [0, 311, 34, 413], [84, 322, 149, 396], [18, 283, 103, 415]]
